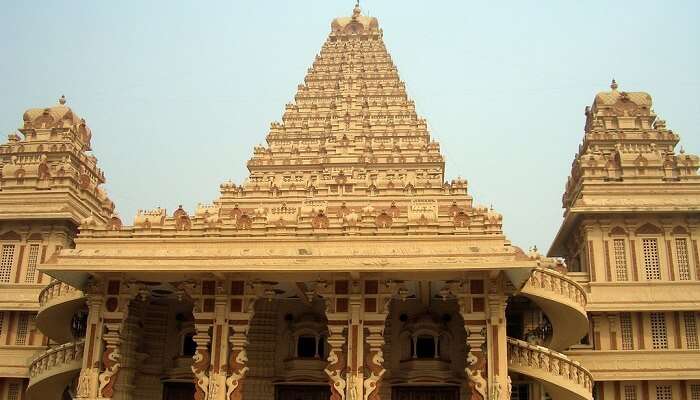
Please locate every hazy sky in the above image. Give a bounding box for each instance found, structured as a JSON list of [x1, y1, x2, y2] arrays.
[[1, 1, 698, 251]]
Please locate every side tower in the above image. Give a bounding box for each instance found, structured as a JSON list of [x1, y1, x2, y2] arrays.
[[550, 81, 700, 399], [0, 97, 114, 399]]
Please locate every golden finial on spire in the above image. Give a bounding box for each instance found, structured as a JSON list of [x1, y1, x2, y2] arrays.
[[59, 95, 66, 105], [610, 79, 618, 91]]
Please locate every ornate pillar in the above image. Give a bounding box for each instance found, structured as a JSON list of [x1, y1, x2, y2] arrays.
[[187, 279, 256, 400], [225, 279, 255, 400], [76, 285, 104, 400], [347, 293, 363, 399], [191, 322, 212, 400], [76, 278, 134, 400], [486, 275, 508, 400], [98, 322, 123, 399], [208, 284, 229, 400], [465, 323, 487, 400], [363, 325, 386, 400], [321, 278, 390, 400], [226, 323, 250, 400], [325, 323, 347, 400], [453, 278, 488, 400]]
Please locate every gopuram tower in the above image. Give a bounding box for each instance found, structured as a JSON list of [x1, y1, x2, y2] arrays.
[[5, 5, 595, 400]]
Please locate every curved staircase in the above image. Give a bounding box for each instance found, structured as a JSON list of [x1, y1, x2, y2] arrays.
[[27, 281, 86, 400]]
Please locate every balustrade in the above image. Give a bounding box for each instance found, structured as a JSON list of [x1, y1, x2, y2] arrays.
[[39, 280, 79, 307], [29, 340, 84, 379], [527, 267, 587, 309], [507, 337, 593, 398]]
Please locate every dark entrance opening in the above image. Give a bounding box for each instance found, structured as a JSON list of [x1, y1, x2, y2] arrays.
[[162, 382, 195, 400], [276, 385, 331, 400], [392, 386, 460, 400]]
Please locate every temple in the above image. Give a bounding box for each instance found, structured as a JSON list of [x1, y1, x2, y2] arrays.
[[0, 5, 697, 400]]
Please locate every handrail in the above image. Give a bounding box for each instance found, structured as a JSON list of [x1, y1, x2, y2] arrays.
[[507, 337, 593, 396], [29, 340, 84, 379], [526, 267, 587, 309], [38, 280, 79, 307]]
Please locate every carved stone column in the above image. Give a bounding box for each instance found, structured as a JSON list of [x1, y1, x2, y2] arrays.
[[191, 323, 212, 400], [209, 287, 229, 400], [346, 294, 363, 400], [226, 323, 250, 400], [78, 278, 133, 400], [454, 277, 488, 400], [98, 323, 123, 399], [325, 324, 347, 400], [363, 325, 386, 400], [486, 292, 508, 400], [465, 323, 487, 400], [76, 288, 104, 400]]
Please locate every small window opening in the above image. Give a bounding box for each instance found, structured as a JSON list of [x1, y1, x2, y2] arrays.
[[297, 336, 317, 358], [415, 336, 436, 358], [182, 333, 196, 356]]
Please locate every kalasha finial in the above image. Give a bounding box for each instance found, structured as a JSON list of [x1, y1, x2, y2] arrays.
[[353, 0, 361, 17], [59, 95, 66, 105], [610, 79, 618, 91]]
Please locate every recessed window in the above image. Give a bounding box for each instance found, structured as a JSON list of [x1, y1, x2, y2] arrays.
[[650, 313, 668, 349], [620, 313, 634, 350], [182, 333, 196, 356], [655, 385, 672, 400], [415, 336, 436, 358], [613, 239, 628, 281], [7, 383, 19, 400], [24, 244, 40, 283], [15, 313, 29, 345], [691, 384, 700, 400], [0, 244, 15, 283], [676, 238, 691, 280], [642, 239, 661, 280], [624, 385, 637, 400], [297, 336, 317, 358], [684, 312, 699, 350]]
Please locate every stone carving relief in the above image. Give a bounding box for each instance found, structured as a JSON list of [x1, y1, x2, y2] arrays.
[[192, 345, 211, 400], [226, 348, 249, 400], [324, 347, 347, 400], [363, 348, 385, 400], [76, 367, 98, 398], [466, 347, 487, 400], [97, 345, 120, 398]]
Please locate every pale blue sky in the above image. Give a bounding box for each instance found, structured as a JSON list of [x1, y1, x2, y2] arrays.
[[1, 1, 698, 251]]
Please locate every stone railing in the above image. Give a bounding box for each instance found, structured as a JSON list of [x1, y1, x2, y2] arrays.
[[526, 267, 587, 309], [29, 340, 84, 379], [39, 280, 80, 308], [508, 337, 593, 400]]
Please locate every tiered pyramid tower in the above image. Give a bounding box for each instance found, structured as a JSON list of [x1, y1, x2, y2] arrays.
[[104, 4, 505, 238]]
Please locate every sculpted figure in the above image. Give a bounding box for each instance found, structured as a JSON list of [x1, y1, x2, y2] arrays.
[[466, 349, 487, 400], [191, 348, 210, 400], [324, 348, 346, 400], [226, 348, 249, 400], [363, 349, 385, 400], [97, 347, 120, 398]]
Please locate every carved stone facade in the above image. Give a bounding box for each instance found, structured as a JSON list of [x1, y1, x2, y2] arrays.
[[551, 81, 700, 399], [0, 5, 696, 400]]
